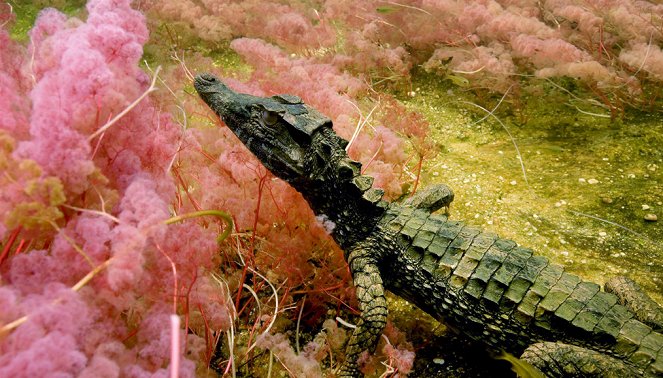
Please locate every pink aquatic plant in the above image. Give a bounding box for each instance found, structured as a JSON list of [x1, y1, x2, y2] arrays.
[[0, 1, 224, 376]]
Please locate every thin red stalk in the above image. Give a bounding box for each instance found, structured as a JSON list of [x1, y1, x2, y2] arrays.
[[290, 283, 343, 295], [196, 147, 217, 163], [14, 239, 27, 254], [234, 172, 266, 311], [197, 303, 213, 366], [0, 227, 21, 265], [122, 327, 140, 343], [410, 155, 424, 195], [173, 167, 202, 211], [265, 181, 285, 217], [183, 270, 197, 350]]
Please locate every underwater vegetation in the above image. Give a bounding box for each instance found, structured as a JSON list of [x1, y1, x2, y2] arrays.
[[0, 0, 661, 377]]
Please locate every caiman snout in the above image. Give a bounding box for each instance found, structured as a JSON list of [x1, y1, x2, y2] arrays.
[[194, 73, 224, 94], [195, 73, 218, 85]]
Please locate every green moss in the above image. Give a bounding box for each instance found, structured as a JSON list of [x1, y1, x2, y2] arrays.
[[9, 0, 86, 42], [398, 69, 662, 303]]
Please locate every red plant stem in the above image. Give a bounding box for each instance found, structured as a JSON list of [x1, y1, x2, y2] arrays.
[[0, 227, 21, 266], [183, 270, 197, 350], [196, 147, 217, 164], [290, 283, 343, 295], [197, 303, 213, 366], [245, 313, 263, 362], [234, 172, 267, 311], [410, 154, 424, 195], [265, 182, 285, 217], [173, 167, 201, 211], [122, 327, 140, 343], [14, 239, 27, 254]]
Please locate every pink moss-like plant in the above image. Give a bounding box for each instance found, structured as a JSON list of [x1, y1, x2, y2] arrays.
[[0, 1, 225, 376]]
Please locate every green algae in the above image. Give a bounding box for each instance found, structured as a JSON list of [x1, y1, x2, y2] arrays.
[[400, 70, 662, 303], [8, 0, 86, 42]]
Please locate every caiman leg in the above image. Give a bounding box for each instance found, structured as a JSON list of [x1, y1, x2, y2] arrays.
[[337, 245, 388, 377], [605, 276, 663, 330]]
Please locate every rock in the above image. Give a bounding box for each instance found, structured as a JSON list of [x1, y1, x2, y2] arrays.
[[601, 197, 613, 204], [587, 178, 599, 184], [642, 204, 650, 210], [644, 213, 658, 222]]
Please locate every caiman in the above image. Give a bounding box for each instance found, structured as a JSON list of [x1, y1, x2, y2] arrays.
[[194, 73, 663, 377]]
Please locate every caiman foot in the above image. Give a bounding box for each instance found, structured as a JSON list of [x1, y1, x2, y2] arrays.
[[402, 183, 454, 214]]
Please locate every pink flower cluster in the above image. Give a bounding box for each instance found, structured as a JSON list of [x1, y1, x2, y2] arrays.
[[0, 1, 228, 376]]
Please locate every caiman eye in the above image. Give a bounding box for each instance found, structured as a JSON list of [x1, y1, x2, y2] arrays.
[[262, 110, 279, 126]]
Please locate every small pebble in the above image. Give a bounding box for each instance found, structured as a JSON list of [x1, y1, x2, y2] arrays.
[[598, 231, 607, 237], [642, 204, 650, 210], [579, 178, 587, 183], [644, 213, 658, 222], [510, 180, 517, 185], [601, 197, 613, 204], [587, 178, 599, 184]]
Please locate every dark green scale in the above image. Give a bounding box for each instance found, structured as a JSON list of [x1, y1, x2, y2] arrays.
[[465, 239, 514, 300], [447, 227, 482, 289], [408, 227, 437, 264], [401, 216, 427, 242], [417, 217, 449, 274], [482, 241, 523, 308], [617, 319, 653, 356], [453, 233, 497, 293], [507, 255, 549, 324], [431, 221, 465, 280], [572, 291, 618, 335], [535, 272, 581, 331], [552, 281, 600, 329], [596, 304, 635, 339]]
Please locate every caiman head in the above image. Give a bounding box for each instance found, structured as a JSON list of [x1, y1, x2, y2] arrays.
[[194, 73, 367, 187], [195, 73, 333, 183]]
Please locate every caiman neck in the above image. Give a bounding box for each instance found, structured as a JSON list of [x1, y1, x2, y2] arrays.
[[292, 170, 388, 251]]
